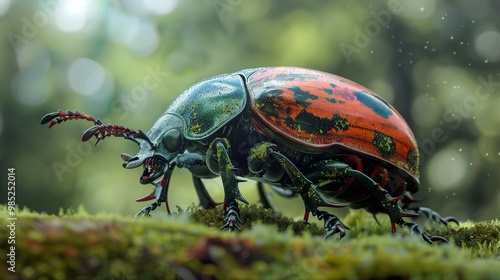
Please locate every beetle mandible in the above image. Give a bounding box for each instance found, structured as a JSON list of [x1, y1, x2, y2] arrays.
[[41, 67, 458, 243]]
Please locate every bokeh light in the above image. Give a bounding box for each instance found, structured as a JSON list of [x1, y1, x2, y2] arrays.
[[54, 0, 99, 33], [67, 58, 105, 96], [426, 147, 468, 191], [475, 29, 500, 63], [0, 0, 11, 17]]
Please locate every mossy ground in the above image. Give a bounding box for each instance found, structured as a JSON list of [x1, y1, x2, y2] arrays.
[[1, 204, 499, 279]]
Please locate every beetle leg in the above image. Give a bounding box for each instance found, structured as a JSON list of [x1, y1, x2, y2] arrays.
[[345, 169, 450, 244], [407, 206, 459, 226], [209, 138, 248, 232], [262, 144, 349, 239], [400, 192, 459, 226], [176, 152, 221, 209], [256, 182, 275, 210], [316, 210, 350, 239], [134, 161, 175, 218], [192, 176, 221, 209]]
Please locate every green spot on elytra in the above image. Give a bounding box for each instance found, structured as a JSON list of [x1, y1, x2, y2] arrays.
[[407, 149, 418, 174], [326, 97, 345, 104], [372, 131, 396, 158], [285, 110, 349, 135]]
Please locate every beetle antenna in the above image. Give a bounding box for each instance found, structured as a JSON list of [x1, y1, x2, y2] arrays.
[[41, 110, 156, 148], [40, 109, 103, 127]]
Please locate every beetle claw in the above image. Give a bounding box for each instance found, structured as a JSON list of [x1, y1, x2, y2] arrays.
[[316, 210, 350, 240], [134, 201, 161, 219], [403, 221, 449, 244], [441, 216, 460, 226], [220, 200, 242, 232], [410, 207, 459, 227]]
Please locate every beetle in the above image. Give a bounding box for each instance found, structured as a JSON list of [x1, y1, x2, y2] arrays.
[[41, 67, 458, 243]]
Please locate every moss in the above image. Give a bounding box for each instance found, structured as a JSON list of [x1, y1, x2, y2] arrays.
[[1, 205, 499, 279]]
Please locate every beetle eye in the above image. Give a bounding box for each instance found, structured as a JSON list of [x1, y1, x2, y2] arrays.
[[163, 129, 182, 152]]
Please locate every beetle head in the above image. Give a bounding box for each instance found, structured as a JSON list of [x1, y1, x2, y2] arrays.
[[121, 113, 185, 184]]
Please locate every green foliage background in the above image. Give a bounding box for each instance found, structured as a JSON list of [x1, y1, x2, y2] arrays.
[[1, 0, 500, 223]]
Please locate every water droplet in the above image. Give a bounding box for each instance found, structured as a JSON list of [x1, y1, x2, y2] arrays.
[[451, 157, 455, 160], [485, 153, 489, 156], [450, 36, 454, 40], [459, 148, 462, 152], [484, 60, 489, 63], [420, 7, 424, 11], [469, 162, 473, 165], [471, 20, 475, 23]]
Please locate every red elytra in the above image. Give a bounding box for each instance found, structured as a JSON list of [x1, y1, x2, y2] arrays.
[[247, 67, 419, 184]]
